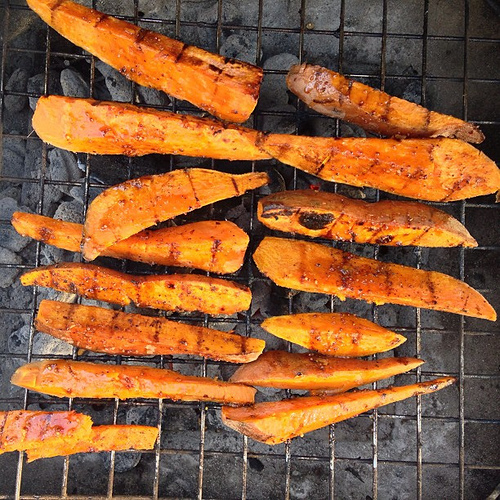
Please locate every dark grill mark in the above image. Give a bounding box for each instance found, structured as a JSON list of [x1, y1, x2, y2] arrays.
[[174, 43, 188, 63], [93, 13, 109, 28], [381, 95, 392, 123], [135, 28, 149, 45], [231, 176, 240, 195], [185, 170, 201, 206], [298, 211, 335, 230]]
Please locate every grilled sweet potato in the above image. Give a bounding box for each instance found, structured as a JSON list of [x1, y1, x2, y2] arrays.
[[20, 263, 251, 315], [12, 360, 256, 405], [261, 312, 405, 357], [287, 64, 484, 143], [258, 190, 477, 247], [221, 377, 456, 444], [229, 351, 423, 392], [33, 96, 270, 159], [36, 300, 265, 363], [82, 168, 268, 260], [12, 212, 249, 274], [253, 237, 496, 321], [27, 0, 262, 123]]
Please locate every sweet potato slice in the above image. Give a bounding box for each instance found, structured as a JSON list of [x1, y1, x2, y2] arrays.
[[258, 190, 477, 247], [257, 135, 500, 202], [253, 237, 496, 321], [221, 377, 456, 444], [12, 360, 256, 405], [229, 351, 423, 392], [32, 96, 271, 159], [261, 312, 406, 357], [27, 0, 262, 123], [36, 300, 265, 363], [21, 262, 252, 315], [287, 64, 484, 143], [82, 168, 268, 260], [12, 212, 249, 274]]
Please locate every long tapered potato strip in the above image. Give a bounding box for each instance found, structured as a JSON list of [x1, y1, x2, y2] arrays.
[[82, 168, 269, 260], [253, 237, 496, 321], [287, 64, 484, 143], [36, 300, 265, 363], [27, 0, 262, 123], [12, 212, 249, 274], [20, 262, 252, 315], [11, 360, 256, 405], [258, 190, 477, 247], [221, 377, 456, 444]]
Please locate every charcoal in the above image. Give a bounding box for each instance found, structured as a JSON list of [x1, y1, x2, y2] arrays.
[[0, 281, 33, 311], [137, 85, 169, 106], [4, 68, 29, 113], [2, 137, 27, 178], [27, 71, 63, 110], [0, 247, 22, 288], [53, 200, 84, 224], [95, 61, 133, 103], [125, 406, 159, 427], [69, 186, 86, 204], [294, 291, 330, 313], [103, 452, 142, 473], [250, 280, 273, 318], [47, 148, 82, 195], [0, 226, 30, 254], [60, 68, 90, 98], [0, 197, 27, 221], [220, 34, 257, 64]]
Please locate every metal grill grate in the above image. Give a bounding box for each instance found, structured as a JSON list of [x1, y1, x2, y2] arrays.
[[1, 0, 499, 498]]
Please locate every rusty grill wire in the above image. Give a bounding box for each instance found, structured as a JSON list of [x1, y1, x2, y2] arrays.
[[0, 0, 499, 498]]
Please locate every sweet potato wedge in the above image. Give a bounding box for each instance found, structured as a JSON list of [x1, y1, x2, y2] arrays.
[[257, 190, 477, 247], [221, 377, 456, 444], [20, 262, 252, 315], [82, 168, 268, 260], [229, 351, 423, 392], [12, 212, 249, 274], [12, 360, 256, 405], [36, 300, 265, 363], [253, 237, 496, 321], [27, 0, 262, 123], [261, 312, 406, 357], [32, 96, 271, 159], [287, 64, 484, 143]]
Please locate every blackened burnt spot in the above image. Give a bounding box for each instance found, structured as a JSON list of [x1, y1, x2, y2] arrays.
[[298, 211, 335, 230], [135, 28, 149, 45], [208, 64, 223, 75], [174, 44, 188, 63], [376, 234, 394, 245]]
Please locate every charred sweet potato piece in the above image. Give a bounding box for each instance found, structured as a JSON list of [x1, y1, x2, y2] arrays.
[[229, 351, 423, 392], [82, 168, 268, 260], [258, 190, 477, 247], [287, 64, 484, 143], [36, 300, 265, 363], [253, 237, 496, 321], [221, 377, 456, 444], [20, 262, 252, 315], [12, 360, 256, 405], [12, 212, 249, 274], [27, 0, 262, 123]]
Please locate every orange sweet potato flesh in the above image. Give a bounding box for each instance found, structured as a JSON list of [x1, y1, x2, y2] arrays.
[[20, 262, 251, 315], [258, 190, 477, 247], [36, 300, 265, 363], [82, 168, 268, 260], [253, 237, 496, 321], [261, 312, 405, 357], [12, 359, 256, 405], [27, 0, 262, 123], [221, 377, 456, 444], [287, 64, 484, 143], [229, 351, 423, 392], [12, 212, 249, 274], [32, 96, 270, 159]]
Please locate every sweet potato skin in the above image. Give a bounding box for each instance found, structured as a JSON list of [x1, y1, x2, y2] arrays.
[[287, 64, 484, 143], [261, 312, 405, 357], [11, 360, 256, 405], [33, 96, 270, 159], [82, 168, 268, 260], [229, 351, 424, 392], [253, 237, 496, 321], [36, 300, 265, 363], [12, 212, 249, 274], [27, 0, 262, 123], [20, 262, 252, 315], [258, 190, 477, 247], [221, 377, 456, 444]]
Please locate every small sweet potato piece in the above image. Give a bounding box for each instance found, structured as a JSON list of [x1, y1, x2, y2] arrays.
[[36, 300, 265, 363], [12, 360, 256, 405], [253, 237, 496, 321], [21, 262, 251, 315], [258, 190, 477, 247], [287, 64, 484, 143], [82, 168, 268, 260], [12, 212, 249, 274], [261, 312, 405, 357], [221, 377, 456, 444]]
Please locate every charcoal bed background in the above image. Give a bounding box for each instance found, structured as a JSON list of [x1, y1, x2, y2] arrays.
[[0, 0, 499, 498]]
